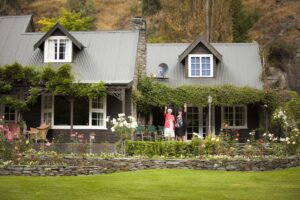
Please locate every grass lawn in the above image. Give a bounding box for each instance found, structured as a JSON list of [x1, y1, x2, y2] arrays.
[[0, 167, 300, 200]]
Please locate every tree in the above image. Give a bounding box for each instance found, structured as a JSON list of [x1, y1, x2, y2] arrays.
[[142, 0, 161, 16], [0, 0, 33, 15], [37, 8, 93, 31], [230, 0, 259, 42], [66, 0, 96, 17]]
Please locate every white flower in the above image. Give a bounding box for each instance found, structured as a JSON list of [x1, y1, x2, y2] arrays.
[[106, 116, 110, 122], [292, 141, 296, 145], [285, 137, 290, 141], [249, 132, 252, 135], [111, 127, 115, 132], [263, 133, 267, 137], [280, 138, 285, 142], [211, 137, 216, 141], [287, 141, 290, 144], [118, 113, 125, 118], [247, 139, 250, 142], [268, 133, 273, 138], [112, 118, 117, 125]]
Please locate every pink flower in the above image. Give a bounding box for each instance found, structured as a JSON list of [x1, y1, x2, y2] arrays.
[[5, 131, 13, 141], [70, 133, 76, 137], [78, 134, 84, 139], [79, 139, 83, 143], [46, 142, 51, 147]]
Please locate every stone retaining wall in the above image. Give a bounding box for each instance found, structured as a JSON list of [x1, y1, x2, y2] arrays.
[[1, 157, 299, 176]]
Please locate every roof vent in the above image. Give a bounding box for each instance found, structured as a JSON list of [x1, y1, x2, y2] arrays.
[[156, 63, 169, 78]]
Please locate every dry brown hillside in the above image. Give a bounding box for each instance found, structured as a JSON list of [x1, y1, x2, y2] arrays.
[[21, 0, 140, 30]]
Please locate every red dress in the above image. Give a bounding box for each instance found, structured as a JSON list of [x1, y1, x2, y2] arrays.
[[164, 113, 175, 130]]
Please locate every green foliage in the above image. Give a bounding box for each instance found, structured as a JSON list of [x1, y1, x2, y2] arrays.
[[268, 39, 296, 65], [142, 0, 161, 16], [125, 140, 203, 158], [230, 0, 259, 42], [284, 92, 300, 128], [134, 76, 279, 113], [37, 8, 93, 31], [0, 63, 106, 112]]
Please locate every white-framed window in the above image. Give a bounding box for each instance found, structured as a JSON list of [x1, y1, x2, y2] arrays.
[[0, 105, 17, 122], [41, 95, 106, 129], [41, 95, 53, 125], [221, 105, 247, 129], [188, 54, 213, 77], [44, 36, 72, 63], [90, 97, 105, 127]]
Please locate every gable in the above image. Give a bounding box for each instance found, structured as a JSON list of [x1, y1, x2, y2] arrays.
[[178, 37, 222, 63], [33, 23, 83, 50]]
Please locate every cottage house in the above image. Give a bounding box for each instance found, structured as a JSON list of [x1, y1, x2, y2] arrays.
[[0, 15, 264, 142]]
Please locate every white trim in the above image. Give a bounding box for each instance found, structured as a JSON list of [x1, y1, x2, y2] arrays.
[[188, 54, 213, 77], [221, 105, 248, 129], [41, 94, 107, 129], [44, 36, 72, 63], [0, 104, 17, 123]]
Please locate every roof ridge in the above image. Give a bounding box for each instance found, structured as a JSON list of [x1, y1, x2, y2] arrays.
[[0, 15, 32, 18]]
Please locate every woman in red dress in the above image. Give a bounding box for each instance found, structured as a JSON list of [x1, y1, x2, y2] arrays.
[[164, 106, 175, 141]]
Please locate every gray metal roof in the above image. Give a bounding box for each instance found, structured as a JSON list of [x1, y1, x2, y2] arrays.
[[0, 15, 139, 84], [147, 43, 263, 89]]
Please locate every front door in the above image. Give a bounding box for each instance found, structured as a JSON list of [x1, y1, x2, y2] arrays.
[[186, 106, 214, 140]]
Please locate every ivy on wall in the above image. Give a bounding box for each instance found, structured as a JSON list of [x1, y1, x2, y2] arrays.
[[0, 63, 106, 112], [133, 76, 279, 113]]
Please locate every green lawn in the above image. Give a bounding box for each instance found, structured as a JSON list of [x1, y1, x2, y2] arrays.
[[0, 167, 300, 200]]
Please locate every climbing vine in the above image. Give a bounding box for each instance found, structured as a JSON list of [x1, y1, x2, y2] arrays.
[[0, 63, 106, 112], [133, 76, 279, 113]]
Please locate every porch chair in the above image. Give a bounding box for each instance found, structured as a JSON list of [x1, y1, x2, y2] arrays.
[[146, 125, 156, 141], [27, 123, 50, 143], [157, 126, 165, 141], [135, 124, 145, 141]]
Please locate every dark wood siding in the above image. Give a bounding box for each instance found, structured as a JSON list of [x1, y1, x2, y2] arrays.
[[23, 96, 41, 128]]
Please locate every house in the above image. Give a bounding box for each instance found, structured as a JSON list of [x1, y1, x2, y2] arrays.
[[147, 39, 264, 140], [0, 15, 264, 142], [0, 15, 146, 142]]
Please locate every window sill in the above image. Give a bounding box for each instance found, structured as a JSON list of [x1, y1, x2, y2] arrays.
[[51, 126, 107, 130], [221, 126, 248, 130]]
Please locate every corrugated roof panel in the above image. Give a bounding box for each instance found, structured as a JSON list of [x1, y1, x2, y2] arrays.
[[0, 16, 139, 84], [147, 43, 263, 89]]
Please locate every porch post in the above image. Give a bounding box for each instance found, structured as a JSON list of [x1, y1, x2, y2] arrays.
[[122, 88, 126, 114], [70, 98, 74, 134]]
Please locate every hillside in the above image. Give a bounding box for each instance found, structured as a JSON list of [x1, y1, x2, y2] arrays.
[[1, 0, 299, 93]]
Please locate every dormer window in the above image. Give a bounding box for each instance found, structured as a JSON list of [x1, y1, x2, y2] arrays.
[[44, 36, 72, 63], [188, 54, 213, 77]]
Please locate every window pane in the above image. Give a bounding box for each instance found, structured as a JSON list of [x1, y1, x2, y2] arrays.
[[92, 112, 104, 126], [54, 96, 70, 125], [73, 98, 89, 125], [54, 40, 58, 60], [59, 39, 66, 60], [4, 106, 15, 121], [92, 97, 103, 109]]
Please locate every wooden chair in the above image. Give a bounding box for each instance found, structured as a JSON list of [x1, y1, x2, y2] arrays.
[[27, 123, 50, 143]]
